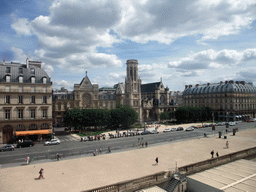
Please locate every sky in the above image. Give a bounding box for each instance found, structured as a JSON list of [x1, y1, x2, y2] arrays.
[[1, 0, 256, 92]]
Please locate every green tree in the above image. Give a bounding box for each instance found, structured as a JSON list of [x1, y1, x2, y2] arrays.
[[160, 112, 169, 121]]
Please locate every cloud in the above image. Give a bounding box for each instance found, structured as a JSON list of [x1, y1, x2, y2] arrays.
[[53, 79, 73, 90], [11, 16, 32, 36], [168, 48, 256, 71]]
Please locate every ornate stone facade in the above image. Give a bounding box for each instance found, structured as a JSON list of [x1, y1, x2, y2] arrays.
[[0, 59, 52, 144], [183, 80, 256, 121], [53, 59, 177, 127]]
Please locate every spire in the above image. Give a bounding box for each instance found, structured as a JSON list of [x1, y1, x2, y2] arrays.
[[86, 71, 87, 77], [161, 77, 162, 82]]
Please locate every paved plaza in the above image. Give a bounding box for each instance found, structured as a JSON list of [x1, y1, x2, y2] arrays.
[[1, 127, 256, 192]]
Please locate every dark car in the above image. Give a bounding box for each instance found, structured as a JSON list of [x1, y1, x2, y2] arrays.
[[141, 130, 151, 135], [1, 145, 15, 152], [17, 140, 34, 148], [176, 127, 184, 131]]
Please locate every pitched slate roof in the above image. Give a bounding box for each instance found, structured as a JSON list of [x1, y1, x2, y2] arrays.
[[141, 82, 161, 93]]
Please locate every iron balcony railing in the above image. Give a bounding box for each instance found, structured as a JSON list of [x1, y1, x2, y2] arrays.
[[0, 116, 53, 121], [0, 89, 52, 93]]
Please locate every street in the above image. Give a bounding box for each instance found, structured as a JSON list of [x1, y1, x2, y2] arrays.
[[0, 121, 255, 165]]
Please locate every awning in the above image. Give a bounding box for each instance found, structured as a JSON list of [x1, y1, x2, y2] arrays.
[[15, 129, 51, 136]]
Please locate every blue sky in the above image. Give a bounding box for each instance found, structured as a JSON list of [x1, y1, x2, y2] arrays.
[[1, 0, 256, 91]]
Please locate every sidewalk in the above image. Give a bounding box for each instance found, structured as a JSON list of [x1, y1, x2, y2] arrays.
[[1, 128, 256, 192]]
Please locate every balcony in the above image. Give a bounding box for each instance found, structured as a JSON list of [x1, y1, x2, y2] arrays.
[[0, 116, 53, 122], [0, 89, 52, 93]]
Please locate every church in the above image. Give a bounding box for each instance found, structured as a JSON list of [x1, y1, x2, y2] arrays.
[[52, 59, 177, 126]]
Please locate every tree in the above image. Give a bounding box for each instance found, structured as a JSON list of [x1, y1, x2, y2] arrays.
[[160, 112, 169, 121]]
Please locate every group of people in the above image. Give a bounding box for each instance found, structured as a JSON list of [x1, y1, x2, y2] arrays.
[[93, 147, 103, 156], [210, 150, 219, 158], [140, 141, 148, 148]]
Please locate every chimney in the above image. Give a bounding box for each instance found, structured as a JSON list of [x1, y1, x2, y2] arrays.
[[207, 83, 210, 86], [189, 85, 192, 88], [248, 82, 253, 86], [229, 80, 234, 84], [3, 59, 5, 65], [240, 81, 245, 85], [196, 84, 199, 87], [225, 81, 228, 84], [185, 85, 188, 89], [220, 81, 223, 84], [26, 58, 29, 68]]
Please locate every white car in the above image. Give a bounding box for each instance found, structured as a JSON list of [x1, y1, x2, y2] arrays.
[[171, 128, 177, 131], [150, 130, 159, 134], [229, 122, 236, 126], [163, 128, 171, 133], [44, 139, 60, 145]]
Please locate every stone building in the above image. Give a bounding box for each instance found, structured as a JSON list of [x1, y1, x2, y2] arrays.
[[53, 59, 177, 126], [0, 59, 52, 144], [183, 80, 256, 121]]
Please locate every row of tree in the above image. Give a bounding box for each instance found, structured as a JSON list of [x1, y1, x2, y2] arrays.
[[64, 106, 138, 131], [160, 106, 214, 123]]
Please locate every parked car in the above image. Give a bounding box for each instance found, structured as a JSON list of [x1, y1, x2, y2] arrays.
[[1, 144, 15, 151], [163, 128, 171, 133], [229, 122, 236, 126], [141, 130, 151, 135], [171, 128, 177, 131], [17, 140, 34, 148], [247, 119, 253, 122], [186, 127, 194, 131], [176, 127, 184, 131], [150, 130, 159, 134], [44, 139, 60, 145]]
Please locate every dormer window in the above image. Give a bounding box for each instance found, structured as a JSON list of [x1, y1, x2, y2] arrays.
[[43, 77, 47, 84], [19, 76, 23, 83], [31, 77, 35, 83], [6, 67, 11, 73], [19, 68, 23, 74], [30, 68, 35, 74], [5, 75, 10, 82]]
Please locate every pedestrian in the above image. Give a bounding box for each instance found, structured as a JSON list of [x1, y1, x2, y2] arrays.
[[216, 151, 219, 157], [142, 142, 144, 147], [56, 153, 60, 161], [108, 146, 111, 153], [211, 150, 214, 158], [99, 147, 102, 154], [95, 148, 98, 155], [226, 141, 229, 148], [145, 142, 148, 147], [155, 157, 158, 165], [38, 168, 44, 179], [26, 156, 30, 165], [93, 151, 96, 156]]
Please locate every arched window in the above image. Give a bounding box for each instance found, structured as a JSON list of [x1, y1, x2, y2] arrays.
[[160, 95, 165, 105], [17, 124, 25, 131], [41, 123, 49, 129]]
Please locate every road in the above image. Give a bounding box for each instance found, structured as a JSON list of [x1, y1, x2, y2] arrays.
[[0, 121, 255, 165]]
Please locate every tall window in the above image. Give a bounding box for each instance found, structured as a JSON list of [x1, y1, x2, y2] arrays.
[[18, 109, 23, 119], [43, 77, 47, 84], [31, 96, 35, 104], [42, 109, 47, 118], [6, 95, 10, 104], [6, 75, 10, 82], [43, 87, 46, 93], [43, 96, 47, 104], [31, 86, 35, 92], [31, 77, 35, 83], [5, 110, 10, 119], [58, 103, 61, 110], [5, 86, 10, 92], [6, 67, 11, 73], [19, 76, 23, 83], [31, 109, 36, 119], [18, 96, 23, 104]]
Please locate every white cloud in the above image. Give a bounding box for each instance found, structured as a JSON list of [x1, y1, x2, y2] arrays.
[[11, 16, 32, 36], [53, 79, 73, 90]]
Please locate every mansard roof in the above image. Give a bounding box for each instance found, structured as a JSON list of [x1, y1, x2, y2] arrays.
[[0, 60, 51, 84], [183, 81, 256, 95], [141, 82, 161, 93]]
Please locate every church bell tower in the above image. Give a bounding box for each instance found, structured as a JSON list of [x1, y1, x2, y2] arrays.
[[125, 59, 142, 122]]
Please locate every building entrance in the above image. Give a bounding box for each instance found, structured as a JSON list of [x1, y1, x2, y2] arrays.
[[3, 126, 13, 144]]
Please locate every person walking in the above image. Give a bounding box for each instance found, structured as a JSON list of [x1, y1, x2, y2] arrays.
[[216, 151, 219, 157], [226, 141, 229, 148], [38, 168, 44, 179], [56, 153, 60, 161], [99, 147, 102, 154], [145, 142, 148, 147], [26, 156, 30, 165], [211, 150, 214, 158], [108, 146, 111, 153], [155, 157, 158, 165]]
